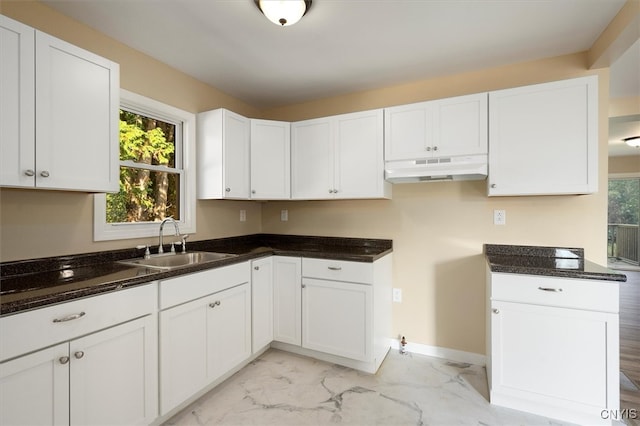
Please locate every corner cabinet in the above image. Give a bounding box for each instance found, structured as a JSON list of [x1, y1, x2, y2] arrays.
[[197, 108, 250, 199], [250, 119, 291, 200], [487, 270, 619, 425], [488, 76, 598, 196], [251, 257, 274, 352], [291, 109, 391, 200], [0, 284, 158, 426], [0, 15, 120, 192], [271, 255, 393, 374], [384, 92, 488, 161]]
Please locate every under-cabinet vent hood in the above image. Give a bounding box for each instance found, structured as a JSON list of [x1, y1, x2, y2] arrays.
[[385, 154, 487, 183]]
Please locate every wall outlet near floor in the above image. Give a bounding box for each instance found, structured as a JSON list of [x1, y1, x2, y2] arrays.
[[393, 288, 402, 303], [493, 209, 506, 225], [240, 209, 246, 222], [280, 209, 288, 221]]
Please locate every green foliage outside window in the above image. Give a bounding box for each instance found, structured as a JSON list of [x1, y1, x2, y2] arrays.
[[106, 110, 179, 223]]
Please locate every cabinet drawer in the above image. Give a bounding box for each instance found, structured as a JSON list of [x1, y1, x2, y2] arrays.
[[302, 258, 373, 284], [0, 283, 157, 362], [489, 273, 618, 313], [159, 261, 250, 310]]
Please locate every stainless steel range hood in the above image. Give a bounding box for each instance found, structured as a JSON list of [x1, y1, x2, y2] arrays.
[[384, 154, 487, 183]]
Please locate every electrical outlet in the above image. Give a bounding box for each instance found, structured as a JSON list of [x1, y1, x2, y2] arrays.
[[281, 209, 288, 221], [393, 288, 402, 303], [494, 209, 506, 225], [240, 210, 246, 222]]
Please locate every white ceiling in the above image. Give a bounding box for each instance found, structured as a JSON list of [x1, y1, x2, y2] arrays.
[[41, 0, 639, 155]]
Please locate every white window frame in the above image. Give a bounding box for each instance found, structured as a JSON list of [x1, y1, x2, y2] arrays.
[[94, 89, 196, 241]]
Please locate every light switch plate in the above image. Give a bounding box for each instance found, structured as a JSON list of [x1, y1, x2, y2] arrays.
[[494, 209, 506, 225], [281, 209, 288, 221]]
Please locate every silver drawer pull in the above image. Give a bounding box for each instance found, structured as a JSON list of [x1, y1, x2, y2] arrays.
[[59, 356, 70, 365], [538, 287, 563, 292], [209, 301, 221, 308], [74, 351, 84, 359], [53, 312, 86, 323], [328, 266, 342, 271]]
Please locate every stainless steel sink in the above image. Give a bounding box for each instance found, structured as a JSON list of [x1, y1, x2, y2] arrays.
[[118, 251, 237, 271]]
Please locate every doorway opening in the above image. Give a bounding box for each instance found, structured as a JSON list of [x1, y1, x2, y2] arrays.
[[608, 177, 640, 269]]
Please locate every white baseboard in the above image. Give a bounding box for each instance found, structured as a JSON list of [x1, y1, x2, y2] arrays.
[[392, 338, 486, 366]]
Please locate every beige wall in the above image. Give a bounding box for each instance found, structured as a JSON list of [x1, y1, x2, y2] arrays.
[[0, 1, 611, 356], [609, 155, 640, 174]]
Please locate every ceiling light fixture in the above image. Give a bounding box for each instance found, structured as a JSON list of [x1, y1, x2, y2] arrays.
[[623, 136, 640, 147], [255, 0, 312, 27]]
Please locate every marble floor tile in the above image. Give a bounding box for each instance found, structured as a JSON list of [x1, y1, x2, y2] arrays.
[[164, 349, 579, 426]]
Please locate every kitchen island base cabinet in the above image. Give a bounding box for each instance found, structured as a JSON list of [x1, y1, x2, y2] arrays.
[[487, 271, 619, 425]]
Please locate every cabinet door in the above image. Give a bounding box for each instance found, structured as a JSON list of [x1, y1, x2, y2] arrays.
[[334, 109, 387, 199], [302, 278, 372, 361], [490, 300, 618, 412], [0, 15, 35, 188], [252, 257, 274, 352], [206, 283, 251, 382], [70, 315, 158, 426], [273, 256, 302, 345], [384, 100, 435, 161], [0, 343, 69, 426], [250, 119, 290, 199], [436, 93, 487, 157], [159, 297, 209, 415], [488, 76, 598, 196], [291, 118, 334, 199], [223, 110, 250, 199], [35, 32, 119, 192]]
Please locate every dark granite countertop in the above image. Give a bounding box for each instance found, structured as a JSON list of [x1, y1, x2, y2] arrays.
[[485, 244, 626, 282], [0, 234, 392, 316]]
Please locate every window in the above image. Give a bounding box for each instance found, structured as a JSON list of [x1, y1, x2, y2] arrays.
[[94, 90, 196, 241]]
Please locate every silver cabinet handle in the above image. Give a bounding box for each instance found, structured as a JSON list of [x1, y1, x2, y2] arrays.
[[209, 301, 221, 308], [53, 312, 86, 323], [301, 284, 306, 288], [538, 287, 563, 292], [74, 351, 84, 359], [433, 146, 438, 151], [328, 266, 342, 271], [328, 189, 334, 193], [491, 184, 497, 188], [251, 190, 256, 194], [40, 171, 50, 178], [59, 356, 70, 365], [492, 308, 500, 314], [24, 169, 35, 177], [426, 146, 432, 151], [225, 187, 231, 192], [254, 266, 260, 270]]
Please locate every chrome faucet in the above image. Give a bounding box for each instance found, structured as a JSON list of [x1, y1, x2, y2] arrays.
[[158, 217, 181, 254]]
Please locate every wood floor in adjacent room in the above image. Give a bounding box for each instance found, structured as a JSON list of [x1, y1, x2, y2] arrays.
[[619, 269, 640, 425]]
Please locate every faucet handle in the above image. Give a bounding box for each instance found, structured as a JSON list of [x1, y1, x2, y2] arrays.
[[180, 234, 189, 253], [136, 245, 151, 259]]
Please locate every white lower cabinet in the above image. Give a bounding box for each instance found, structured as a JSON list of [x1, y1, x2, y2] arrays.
[[487, 271, 619, 425], [158, 263, 251, 416], [302, 278, 372, 361], [0, 285, 158, 426], [272, 255, 392, 374], [252, 257, 274, 352], [272, 256, 302, 345]]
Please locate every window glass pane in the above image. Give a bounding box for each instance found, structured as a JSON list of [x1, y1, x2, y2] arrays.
[[107, 168, 181, 223], [119, 110, 176, 168]]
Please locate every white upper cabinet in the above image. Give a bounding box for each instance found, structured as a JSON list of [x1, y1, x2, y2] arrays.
[[384, 93, 488, 161], [488, 76, 598, 196], [291, 109, 391, 200], [0, 15, 119, 192], [250, 119, 290, 200], [197, 108, 250, 199]]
